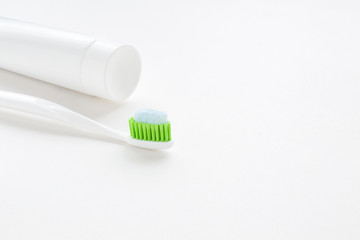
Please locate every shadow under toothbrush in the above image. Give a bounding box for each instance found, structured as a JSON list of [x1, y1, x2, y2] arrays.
[[0, 68, 122, 119], [121, 146, 170, 163]]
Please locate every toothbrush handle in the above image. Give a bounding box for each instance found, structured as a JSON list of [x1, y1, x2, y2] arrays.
[[0, 91, 128, 142]]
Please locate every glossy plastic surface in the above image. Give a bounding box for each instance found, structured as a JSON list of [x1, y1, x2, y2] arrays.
[[0, 91, 173, 150], [0, 17, 141, 102]]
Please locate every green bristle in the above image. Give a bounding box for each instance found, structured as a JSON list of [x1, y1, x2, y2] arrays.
[[154, 125, 158, 141], [142, 123, 146, 139], [168, 124, 171, 140], [135, 121, 139, 138], [129, 119, 135, 138], [164, 124, 169, 141], [151, 125, 155, 141], [159, 125, 164, 141], [146, 124, 151, 140], [138, 122, 143, 139], [128, 118, 172, 142]]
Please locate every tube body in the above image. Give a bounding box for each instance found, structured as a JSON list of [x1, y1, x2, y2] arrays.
[[0, 17, 141, 102]]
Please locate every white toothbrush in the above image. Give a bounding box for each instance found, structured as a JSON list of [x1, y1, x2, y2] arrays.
[[0, 91, 174, 150]]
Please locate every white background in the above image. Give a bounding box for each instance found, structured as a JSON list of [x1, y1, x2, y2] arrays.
[[0, 0, 360, 239]]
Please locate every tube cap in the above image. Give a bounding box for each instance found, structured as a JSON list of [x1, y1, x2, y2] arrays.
[[81, 40, 141, 102]]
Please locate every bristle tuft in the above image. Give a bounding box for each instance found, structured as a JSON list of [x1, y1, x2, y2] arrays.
[[129, 118, 171, 142]]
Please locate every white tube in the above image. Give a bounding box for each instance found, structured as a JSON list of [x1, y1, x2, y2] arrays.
[[0, 17, 141, 102]]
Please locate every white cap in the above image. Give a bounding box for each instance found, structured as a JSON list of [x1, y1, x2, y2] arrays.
[[81, 40, 141, 102]]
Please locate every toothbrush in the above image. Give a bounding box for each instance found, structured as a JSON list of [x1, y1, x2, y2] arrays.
[[0, 91, 173, 150]]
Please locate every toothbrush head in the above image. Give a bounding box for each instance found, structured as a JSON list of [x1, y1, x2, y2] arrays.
[[128, 109, 173, 150]]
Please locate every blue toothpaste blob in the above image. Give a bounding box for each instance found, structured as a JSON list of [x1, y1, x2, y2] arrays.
[[134, 108, 168, 124]]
